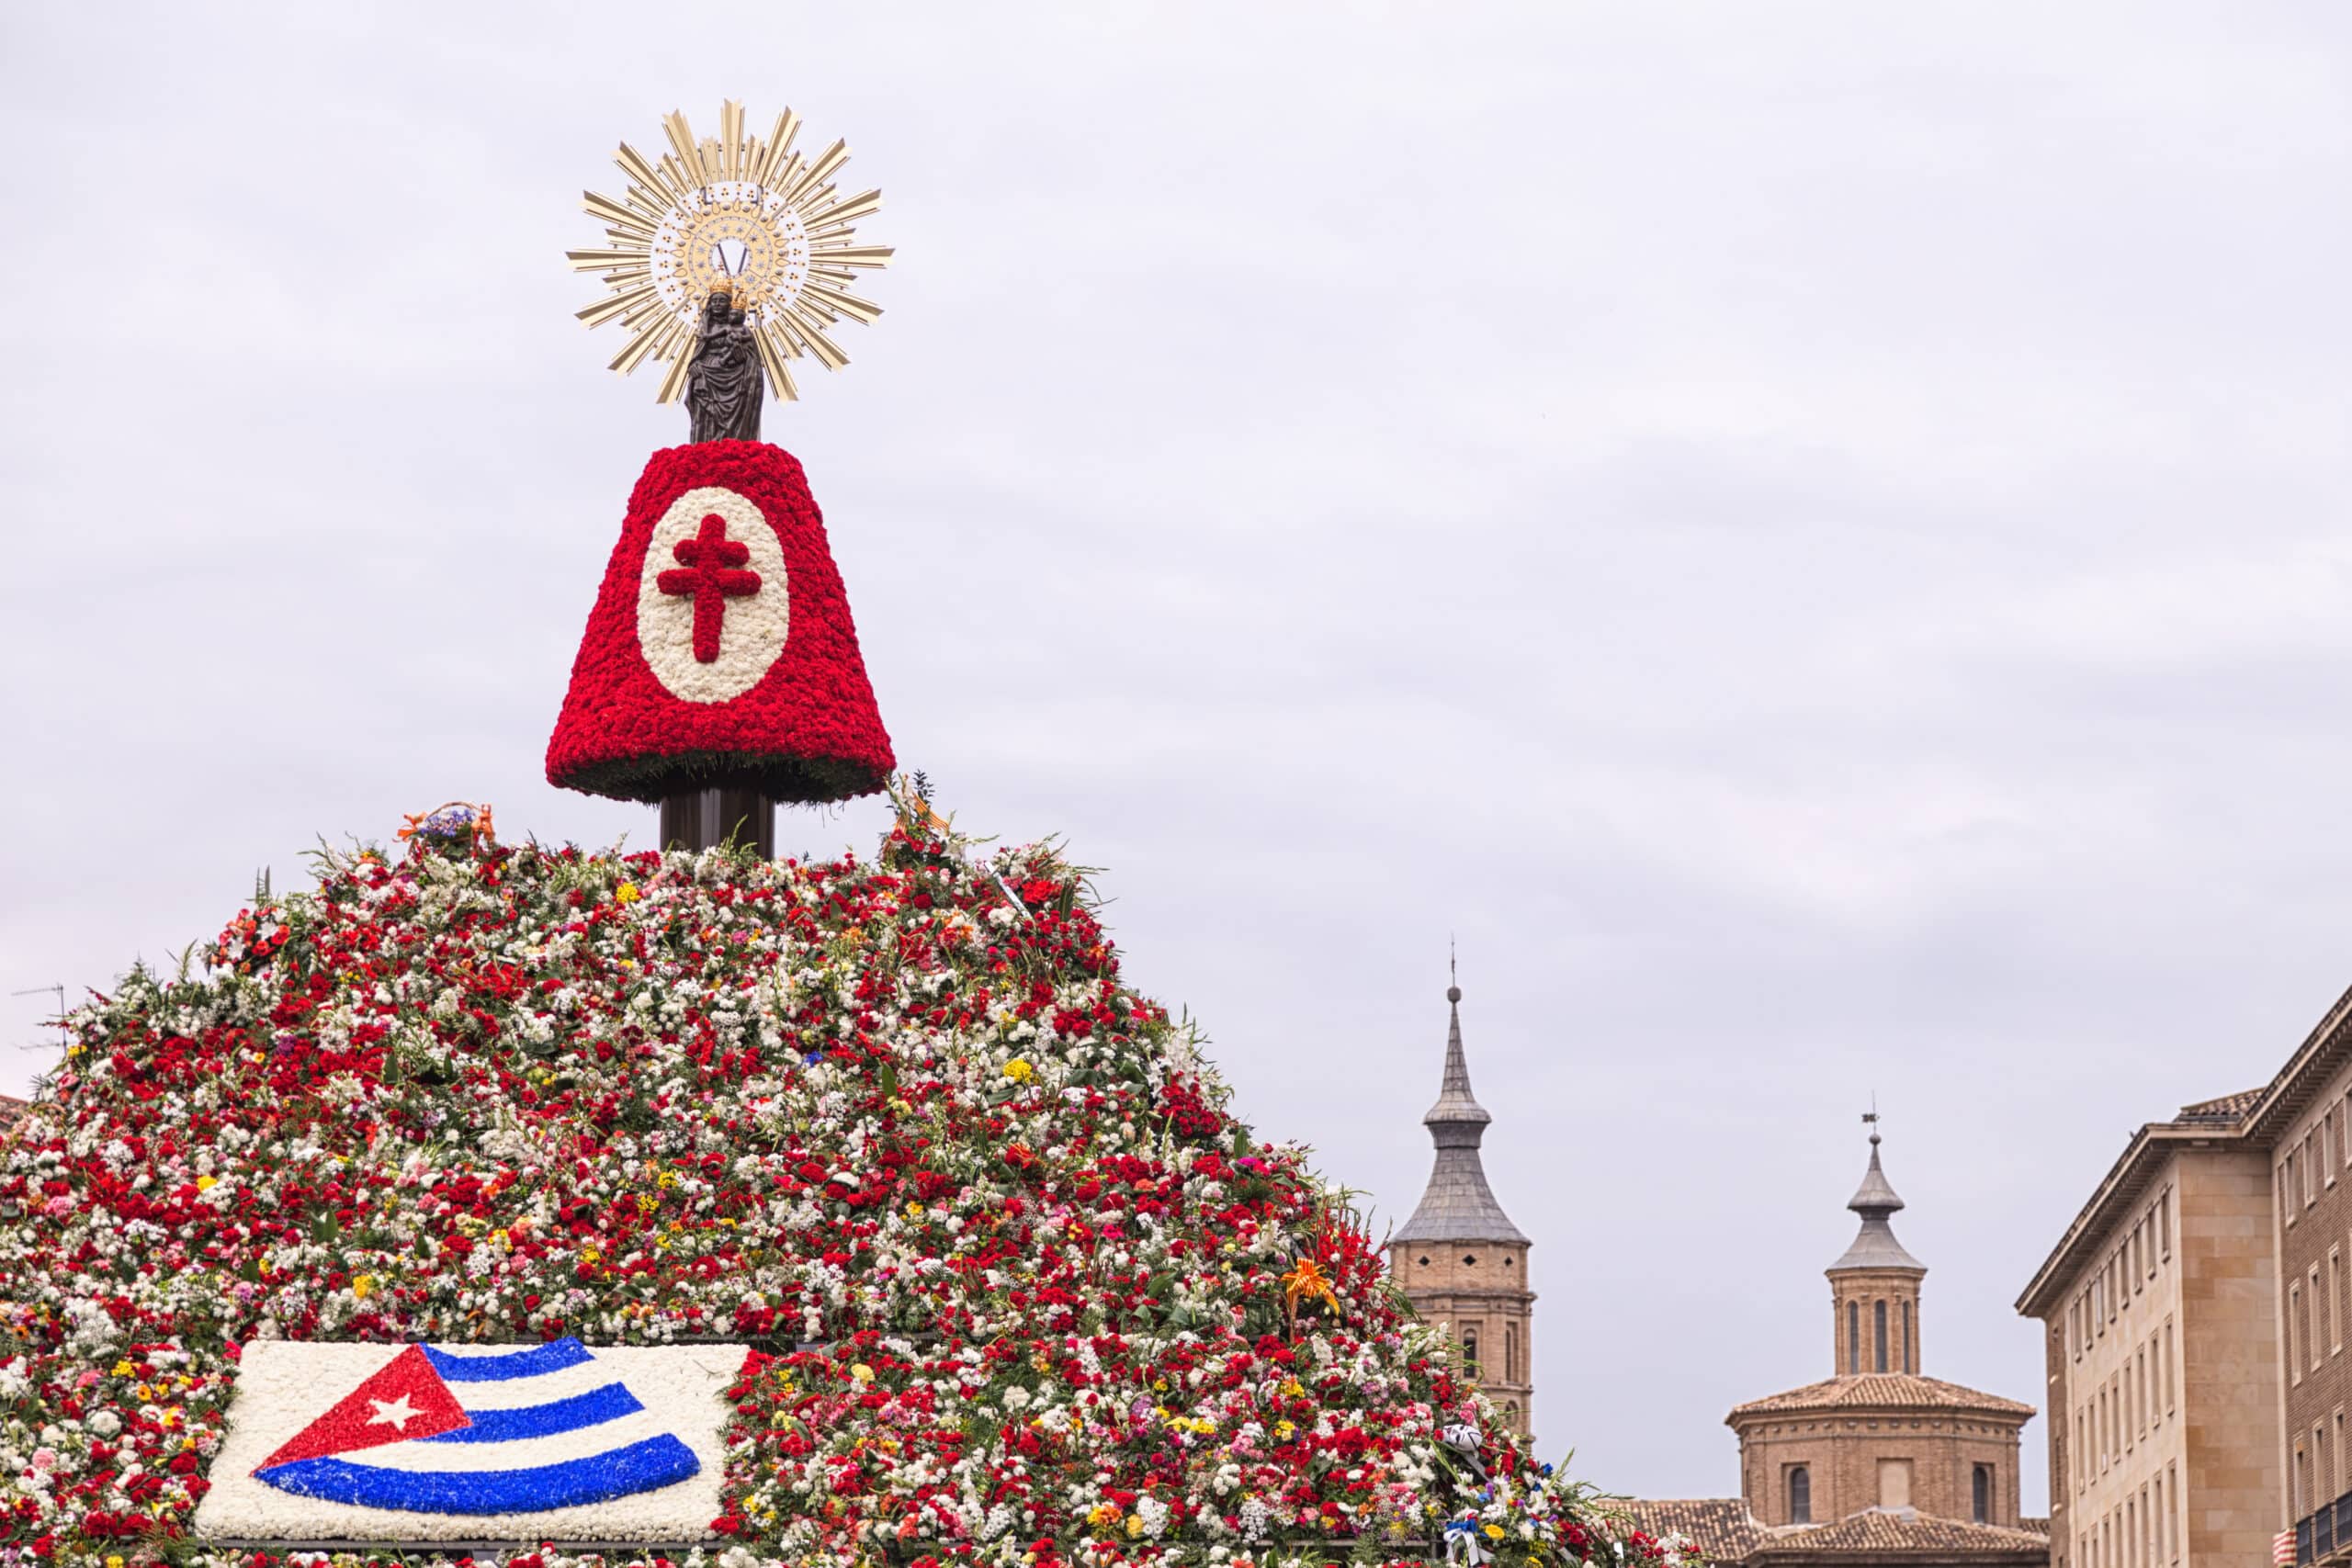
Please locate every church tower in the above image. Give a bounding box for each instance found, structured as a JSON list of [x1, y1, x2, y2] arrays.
[[1388, 976, 1536, 1438], [1719, 1120, 2033, 1532], [1826, 1118, 1927, 1379]]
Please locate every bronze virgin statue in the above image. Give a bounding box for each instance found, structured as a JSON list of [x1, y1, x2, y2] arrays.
[[685, 287, 763, 443]]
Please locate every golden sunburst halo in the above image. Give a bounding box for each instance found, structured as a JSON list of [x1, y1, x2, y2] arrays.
[[566, 100, 891, 404]]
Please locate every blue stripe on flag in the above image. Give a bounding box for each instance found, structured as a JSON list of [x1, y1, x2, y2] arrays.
[[418, 1382, 643, 1443], [255, 1434, 700, 1515], [420, 1339, 594, 1382]]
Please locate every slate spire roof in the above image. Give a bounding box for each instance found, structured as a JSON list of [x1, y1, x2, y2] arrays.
[[1827, 1125, 1924, 1273], [1393, 976, 1529, 1246]]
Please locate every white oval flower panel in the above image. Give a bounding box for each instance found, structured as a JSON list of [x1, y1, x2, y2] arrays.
[[635, 486, 790, 705]]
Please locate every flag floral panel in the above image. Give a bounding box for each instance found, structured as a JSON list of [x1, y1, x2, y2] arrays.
[[194, 1340, 738, 1540]]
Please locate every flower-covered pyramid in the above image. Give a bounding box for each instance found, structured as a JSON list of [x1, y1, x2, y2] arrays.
[[0, 794, 1686, 1568]]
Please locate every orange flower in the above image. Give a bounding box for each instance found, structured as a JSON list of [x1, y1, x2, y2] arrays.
[[1283, 1257, 1340, 1320]]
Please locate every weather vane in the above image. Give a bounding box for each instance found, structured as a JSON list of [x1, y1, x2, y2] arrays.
[[565, 100, 891, 424]]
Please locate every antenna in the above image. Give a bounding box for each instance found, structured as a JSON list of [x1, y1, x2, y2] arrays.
[[12, 985, 66, 1054]]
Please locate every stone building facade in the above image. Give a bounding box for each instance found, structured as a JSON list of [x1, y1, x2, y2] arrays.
[[1630, 1129, 2047, 1568], [2018, 981, 2352, 1568], [1387, 980, 1535, 1438]]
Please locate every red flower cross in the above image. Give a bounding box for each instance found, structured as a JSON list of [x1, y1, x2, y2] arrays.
[[657, 513, 763, 663]]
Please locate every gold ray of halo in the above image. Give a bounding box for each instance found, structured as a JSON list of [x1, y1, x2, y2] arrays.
[[571, 101, 889, 404]]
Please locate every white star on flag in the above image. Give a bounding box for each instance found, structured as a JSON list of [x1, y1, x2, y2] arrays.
[[367, 1393, 421, 1430]]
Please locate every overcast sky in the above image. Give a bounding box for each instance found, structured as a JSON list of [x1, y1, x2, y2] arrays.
[[6, 1, 2350, 1516]]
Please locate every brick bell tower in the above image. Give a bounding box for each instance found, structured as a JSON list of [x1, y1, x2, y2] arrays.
[[1827, 1113, 1927, 1378], [1387, 968, 1537, 1438]]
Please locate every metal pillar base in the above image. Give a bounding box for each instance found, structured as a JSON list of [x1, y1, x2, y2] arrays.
[[658, 787, 775, 858]]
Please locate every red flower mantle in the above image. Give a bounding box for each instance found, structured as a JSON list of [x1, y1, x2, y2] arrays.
[[546, 441, 894, 804]]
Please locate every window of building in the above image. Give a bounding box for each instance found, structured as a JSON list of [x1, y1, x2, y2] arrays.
[[2297, 1439, 2309, 1517], [1874, 1299, 1889, 1372], [2312, 1133, 2323, 1205], [2168, 1460, 2181, 1562], [2076, 1410, 2088, 1492], [2322, 1424, 2333, 1509], [1787, 1464, 1810, 1524], [2137, 1345, 2149, 1436], [1903, 1299, 1914, 1372], [2163, 1318, 2176, 1412], [1503, 1399, 1518, 1429], [2330, 1110, 2341, 1185], [1849, 1300, 1861, 1373], [2315, 1267, 2327, 1371], [2293, 1283, 2306, 1382], [1877, 1458, 1913, 1509], [2287, 1161, 2300, 1228], [1462, 1328, 1479, 1373], [2158, 1190, 2171, 1260], [2334, 1250, 2345, 1356], [1973, 1463, 1992, 1524], [1505, 1322, 1518, 1382], [2125, 1497, 2136, 1568]]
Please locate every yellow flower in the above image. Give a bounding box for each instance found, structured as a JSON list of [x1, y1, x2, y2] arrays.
[[906, 1202, 925, 1220], [637, 1193, 660, 1214], [1484, 1525, 1505, 1540], [352, 1274, 377, 1301], [1125, 1515, 1145, 1539], [1003, 1059, 1034, 1083], [111, 1359, 132, 1377], [195, 1176, 217, 1192], [107, 1556, 125, 1568], [851, 1362, 875, 1384], [615, 882, 640, 905]]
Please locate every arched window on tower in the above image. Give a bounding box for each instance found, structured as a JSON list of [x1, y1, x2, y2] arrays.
[[1903, 1299, 1914, 1372], [1973, 1463, 1992, 1524], [1875, 1300, 1889, 1372], [1463, 1328, 1479, 1376], [1848, 1301, 1860, 1373], [1504, 1399, 1520, 1431], [1789, 1465, 1812, 1525], [1505, 1323, 1519, 1382]]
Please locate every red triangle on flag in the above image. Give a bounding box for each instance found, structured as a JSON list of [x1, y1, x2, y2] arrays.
[[257, 1346, 470, 1470]]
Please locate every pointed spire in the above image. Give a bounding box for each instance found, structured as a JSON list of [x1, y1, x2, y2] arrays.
[[1395, 964, 1526, 1245], [1425, 964, 1492, 1133], [1829, 1111, 1924, 1273]]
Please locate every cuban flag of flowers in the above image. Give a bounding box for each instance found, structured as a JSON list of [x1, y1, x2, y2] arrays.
[[195, 1339, 744, 1542]]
